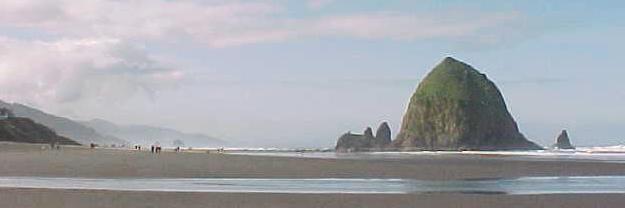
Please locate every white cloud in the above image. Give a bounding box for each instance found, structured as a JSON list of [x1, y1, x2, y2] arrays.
[[0, 0, 525, 47], [0, 0, 282, 46], [0, 0, 529, 111], [307, 0, 335, 9], [0, 36, 182, 106], [309, 12, 520, 41]]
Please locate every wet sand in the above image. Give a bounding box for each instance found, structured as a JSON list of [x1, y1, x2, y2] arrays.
[[1, 188, 625, 208], [1, 142, 625, 207]]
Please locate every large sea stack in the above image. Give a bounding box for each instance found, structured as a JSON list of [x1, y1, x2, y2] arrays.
[[553, 130, 574, 149], [393, 57, 542, 150]]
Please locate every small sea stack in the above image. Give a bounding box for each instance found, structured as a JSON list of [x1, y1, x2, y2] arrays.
[[553, 129, 575, 150], [374, 122, 392, 147], [335, 122, 392, 152]]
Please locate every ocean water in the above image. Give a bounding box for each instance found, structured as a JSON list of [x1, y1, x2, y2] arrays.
[[1, 176, 624, 195], [219, 145, 625, 163]]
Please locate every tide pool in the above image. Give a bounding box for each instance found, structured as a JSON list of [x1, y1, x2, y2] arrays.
[[0, 176, 624, 195]]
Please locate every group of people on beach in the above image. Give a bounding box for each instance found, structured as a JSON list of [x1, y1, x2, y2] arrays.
[[150, 145, 162, 153], [132, 144, 161, 153], [42, 142, 62, 151], [131, 144, 161, 153], [91, 142, 228, 155]]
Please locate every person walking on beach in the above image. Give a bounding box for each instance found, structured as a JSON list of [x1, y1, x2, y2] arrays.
[[151, 145, 155, 153]]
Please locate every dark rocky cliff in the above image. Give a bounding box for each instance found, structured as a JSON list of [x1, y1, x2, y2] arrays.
[[0, 117, 80, 145], [393, 57, 542, 150]]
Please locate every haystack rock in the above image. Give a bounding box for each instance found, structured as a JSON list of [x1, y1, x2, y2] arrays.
[[553, 130, 574, 149], [393, 57, 542, 150]]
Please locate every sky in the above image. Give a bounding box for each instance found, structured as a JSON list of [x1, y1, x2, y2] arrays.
[[0, 0, 624, 148]]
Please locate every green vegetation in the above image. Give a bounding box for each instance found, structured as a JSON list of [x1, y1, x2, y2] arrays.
[[414, 57, 504, 104], [395, 57, 542, 150], [0, 117, 80, 145]]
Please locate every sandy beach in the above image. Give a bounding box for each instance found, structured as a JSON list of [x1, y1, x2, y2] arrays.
[[2, 188, 625, 208], [1, 142, 625, 207]]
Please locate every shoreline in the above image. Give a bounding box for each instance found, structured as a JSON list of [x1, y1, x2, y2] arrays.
[[2, 143, 625, 180], [2, 142, 625, 207], [2, 188, 625, 208], [2, 175, 625, 195]]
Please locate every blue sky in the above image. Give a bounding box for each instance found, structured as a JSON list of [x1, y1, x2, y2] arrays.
[[0, 0, 623, 147]]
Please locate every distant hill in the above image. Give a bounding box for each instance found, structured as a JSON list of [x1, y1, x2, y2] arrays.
[[0, 117, 80, 145], [0, 100, 127, 145], [81, 119, 225, 147]]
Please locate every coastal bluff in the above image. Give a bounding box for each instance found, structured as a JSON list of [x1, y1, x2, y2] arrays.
[[0, 109, 80, 145], [335, 57, 542, 151]]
